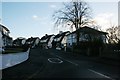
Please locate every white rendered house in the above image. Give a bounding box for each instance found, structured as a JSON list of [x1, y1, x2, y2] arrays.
[[0, 28, 3, 53], [66, 26, 108, 47], [13, 37, 26, 46], [40, 34, 54, 49], [0, 24, 13, 53], [0, 24, 12, 48], [54, 31, 70, 50]]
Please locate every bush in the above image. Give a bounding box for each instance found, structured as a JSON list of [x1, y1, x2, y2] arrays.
[[3, 45, 30, 54], [72, 39, 104, 56]]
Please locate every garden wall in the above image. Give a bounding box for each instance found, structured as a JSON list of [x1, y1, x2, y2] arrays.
[[0, 48, 30, 70], [101, 44, 120, 60]]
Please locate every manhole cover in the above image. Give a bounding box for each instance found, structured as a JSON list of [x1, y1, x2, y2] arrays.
[[48, 58, 63, 63]]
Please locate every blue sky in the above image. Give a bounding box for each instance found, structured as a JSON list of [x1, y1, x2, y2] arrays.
[[2, 2, 63, 39], [0, 1, 1, 21], [1, 1, 118, 39]]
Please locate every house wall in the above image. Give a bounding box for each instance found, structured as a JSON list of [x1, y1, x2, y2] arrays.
[[0, 24, 12, 47], [66, 32, 107, 48], [13, 38, 26, 46], [2, 28, 10, 46], [56, 36, 62, 42], [66, 34, 72, 47], [3, 37, 13, 46], [66, 33, 77, 47], [79, 32, 107, 43], [2, 28, 9, 36], [100, 35, 108, 43], [48, 36, 54, 48], [35, 38, 39, 45], [0, 25, 2, 46], [0, 32, 3, 53], [21, 39, 26, 45], [40, 39, 47, 43], [61, 36, 67, 46], [31, 38, 39, 48], [79, 33, 89, 41]]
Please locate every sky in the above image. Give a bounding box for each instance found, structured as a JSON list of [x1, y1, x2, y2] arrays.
[[0, 1, 1, 22], [118, 1, 120, 25], [1, 0, 119, 39]]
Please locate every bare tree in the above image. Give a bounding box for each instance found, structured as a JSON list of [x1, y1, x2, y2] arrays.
[[106, 26, 120, 44], [53, 0, 91, 45]]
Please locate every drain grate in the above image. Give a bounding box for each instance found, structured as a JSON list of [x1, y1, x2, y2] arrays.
[[48, 58, 63, 63]]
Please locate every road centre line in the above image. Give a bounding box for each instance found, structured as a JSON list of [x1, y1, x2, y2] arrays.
[[88, 69, 115, 80]]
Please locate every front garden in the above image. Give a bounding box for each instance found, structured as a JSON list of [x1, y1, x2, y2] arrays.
[[71, 39, 104, 56], [0, 45, 30, 70], [2, 45, 30, 54]]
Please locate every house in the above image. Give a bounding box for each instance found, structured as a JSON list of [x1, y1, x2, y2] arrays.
[[26, 37, 40, 48], [0, 25, 3, 52], [13, 37, 26, 46], [0, 24, 13, 52], [66, 26, 108, 56], [53, 31, 70, 50], [40, 34, 54, 49], [67, 26, 108, 46]]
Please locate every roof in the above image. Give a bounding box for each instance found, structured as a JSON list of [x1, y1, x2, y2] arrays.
[[17, 37, 26, 40], [40, 35, 53, 40], [2, 34, 12, 40], [26, 38, 32, 42], [2, 32, 12, 40], [68, 26, 108, 35], [0, 24, 10, 32], [13, 38, 26, 42], [26, 37, 39, 42], [54, 31, 70, 39]]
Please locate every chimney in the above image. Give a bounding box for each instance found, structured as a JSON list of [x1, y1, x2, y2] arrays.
[[45, 34, 48, 36], [59, 31, 63, 34]]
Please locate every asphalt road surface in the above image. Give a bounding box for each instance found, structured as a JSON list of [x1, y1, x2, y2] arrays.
[[2, 48, 120, 80]]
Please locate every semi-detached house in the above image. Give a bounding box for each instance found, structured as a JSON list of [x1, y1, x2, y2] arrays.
[[53, 31, 70, 50], [40, 34, 54, 49], [66, 26, 108, 56]]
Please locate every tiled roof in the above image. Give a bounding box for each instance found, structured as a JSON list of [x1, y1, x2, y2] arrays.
[[40, 35, 53, 40], [68, 26, 108, 35], [54, 31, 70, 39], [0, 24, 10, 32], [13, 38, 25, 42], [26, 37, 39, 42]]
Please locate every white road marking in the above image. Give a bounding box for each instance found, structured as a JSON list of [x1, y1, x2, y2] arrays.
[[50, 53, 78, 66], [55, 55, 78, 66], [48, 58, 63, 63], [88, 69, 115, 80]]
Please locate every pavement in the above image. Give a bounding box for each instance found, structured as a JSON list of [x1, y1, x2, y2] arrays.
[[2, 48, 120, 80], [2, 48, 44, 79]]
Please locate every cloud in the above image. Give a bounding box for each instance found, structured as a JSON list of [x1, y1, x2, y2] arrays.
[[93, 13, 114, 31], [50, 5, 57, 8], [32, 15, 39, 20]]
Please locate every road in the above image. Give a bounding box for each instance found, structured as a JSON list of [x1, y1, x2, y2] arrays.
[[2, 48, 120, 80]]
